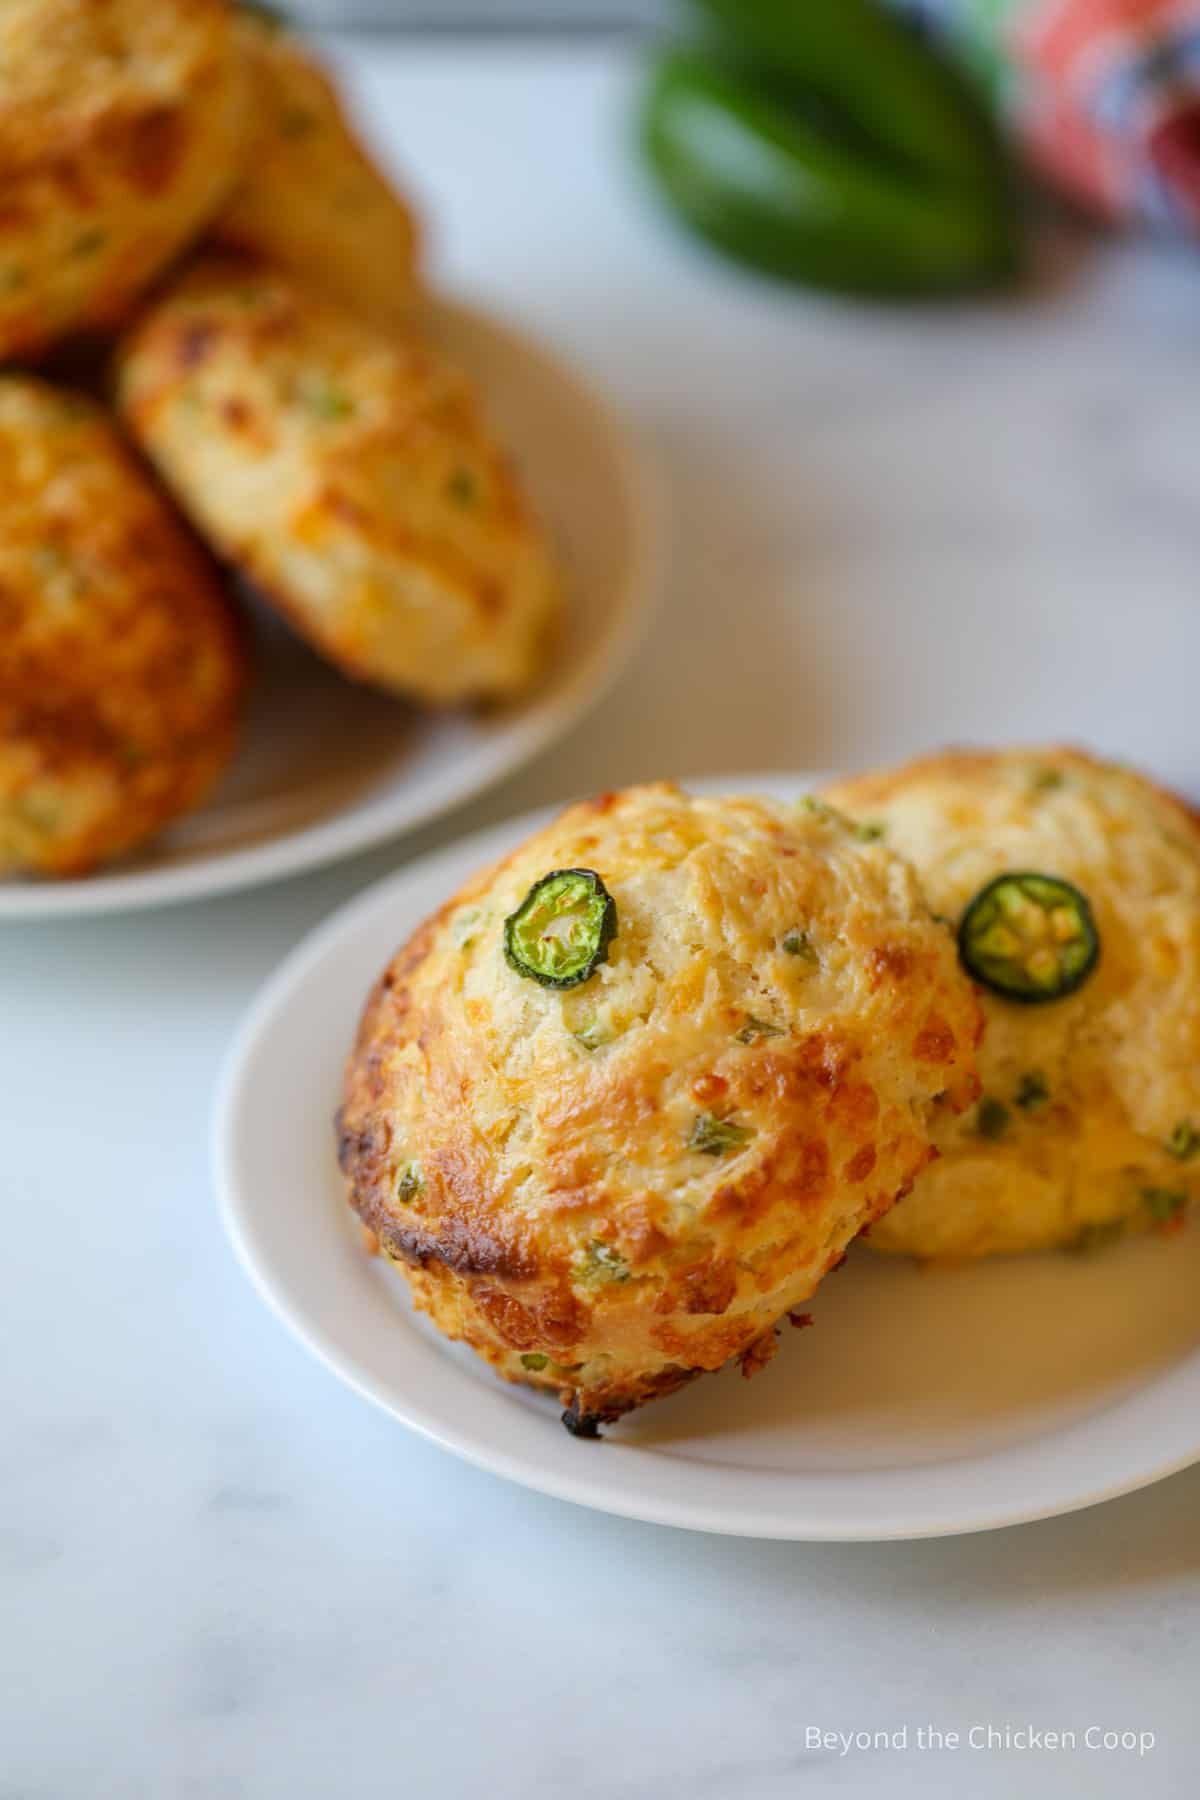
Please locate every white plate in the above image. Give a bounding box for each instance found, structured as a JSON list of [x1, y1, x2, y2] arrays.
[[215, 776, 1200, 1540], [0, 297, 660, 921]]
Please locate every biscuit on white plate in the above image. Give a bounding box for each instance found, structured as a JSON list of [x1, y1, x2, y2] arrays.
[[339, 784, 983, 1430]]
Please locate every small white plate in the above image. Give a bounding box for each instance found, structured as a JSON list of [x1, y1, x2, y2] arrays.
[[215, 777, 1200, 1540], [0, 297, 660, 920]]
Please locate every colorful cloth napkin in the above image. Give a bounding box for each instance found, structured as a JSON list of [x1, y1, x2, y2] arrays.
[[898, 0, 1200, 230]]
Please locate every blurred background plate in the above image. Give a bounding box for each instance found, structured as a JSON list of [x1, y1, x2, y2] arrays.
[[215, 778, 1200, 1541], [0, 295, 660, 921]]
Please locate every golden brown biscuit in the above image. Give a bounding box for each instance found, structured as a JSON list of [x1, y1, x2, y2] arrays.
[[339, 785, 982, 1430], [825, 748, 1200, 1257], [213, 9, 420, 325], [0, 0, 248, 361], [0, 377, 246, 878], [115, 257, 561, 705]]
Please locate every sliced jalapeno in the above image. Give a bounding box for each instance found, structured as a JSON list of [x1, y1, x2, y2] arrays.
[[958, 872, 1099, 1004], [503, 869, 617, 990]]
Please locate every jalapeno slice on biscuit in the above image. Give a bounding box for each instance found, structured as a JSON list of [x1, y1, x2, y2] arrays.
[[958, 872, 1099, 1004], [503, 868, 617, 989]]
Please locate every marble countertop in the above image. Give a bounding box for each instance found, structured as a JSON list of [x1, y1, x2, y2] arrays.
[[3, 40, 1199, 1800]]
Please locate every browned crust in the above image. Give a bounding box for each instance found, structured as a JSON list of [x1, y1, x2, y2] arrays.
[[0, 3, 246, 360], [114, 254, 557, 703], [340, 992, 946, 1293], [329, 781, 985, 1425], [0, 378, 247, 875], [336, 788, 983, 1427]]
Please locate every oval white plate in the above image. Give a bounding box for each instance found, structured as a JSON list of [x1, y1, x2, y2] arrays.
[[215, 777, 1200, 1540], [0, 296, 660, 920]]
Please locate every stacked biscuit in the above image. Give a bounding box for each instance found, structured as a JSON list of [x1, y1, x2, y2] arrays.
[[339, 752, 1200, 1434], [823, 748, 1200, 1261], [0, 1, 559, 878]]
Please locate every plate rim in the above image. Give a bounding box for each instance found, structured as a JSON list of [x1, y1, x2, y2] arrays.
[[213, 776, 1200, 1540], [0, 295, 664, 923]]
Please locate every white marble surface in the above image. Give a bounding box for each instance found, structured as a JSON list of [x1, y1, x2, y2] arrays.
[[3, 40, 1200, 1800]]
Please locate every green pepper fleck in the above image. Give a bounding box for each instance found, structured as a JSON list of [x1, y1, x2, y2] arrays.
[[577, 1242, 629, 1284], [1141, 1188, 1187, 1225], [503, 869, 617, 990], [70, 228, 107, 258], [453, 908, 482, 951], [31, 545, 81, 600], [1031, 769, 1065, 794], [1166, 1122, 1200, 1162], [958, 872, 1100, 1004], [520, 1352, 549, 1372], [394, 1163, 423, 1203], [801, 796, 839, 824], [17, 790, 61, 831], [976, 1097, 1010, 1140], [735, 1015, 783, 1045], [281, 106, 319, 139], [1070, 1219, 1125, 1255], [571, 1017, 609, 1052], [782, 929, 818, 963], [853, 819, 886, 843], [1014, 1071, 1050, 1112], [447, 467, 479, 506], [299, 381, 353, 421], [689, 1112, 755, 1156]]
